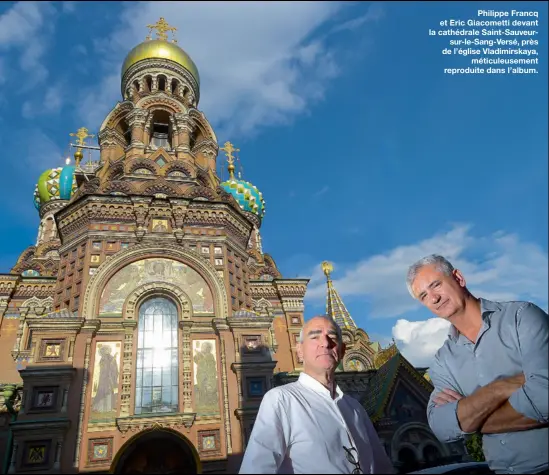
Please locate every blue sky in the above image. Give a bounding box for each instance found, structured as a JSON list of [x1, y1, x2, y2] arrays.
[[0, 1, 547, 365]]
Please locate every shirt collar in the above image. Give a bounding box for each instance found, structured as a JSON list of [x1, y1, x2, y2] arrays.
[[298, 372, 344, 400], [448, 297, 501, 343]]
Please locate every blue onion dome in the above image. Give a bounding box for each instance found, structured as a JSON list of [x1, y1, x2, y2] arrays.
[[221, 174, 266, 219], [34, 165, 77, 211], [219, 141, 266, 219]]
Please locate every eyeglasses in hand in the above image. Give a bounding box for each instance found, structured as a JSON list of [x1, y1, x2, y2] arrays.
[[343, 446, 363, 474]]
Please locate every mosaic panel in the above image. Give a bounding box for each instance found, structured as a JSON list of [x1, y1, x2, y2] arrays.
[[88, 438, 113, 465], [193, 340, 219, 416]]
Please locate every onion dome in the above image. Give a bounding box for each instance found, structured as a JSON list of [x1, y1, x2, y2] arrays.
[[219, 141, 265, 219], [121, 18, 200, 86], [33, 165, 77, 210], [221, 176, 266, 218]]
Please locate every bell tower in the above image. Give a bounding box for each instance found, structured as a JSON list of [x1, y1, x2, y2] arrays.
[[96, 17, 219, 194]]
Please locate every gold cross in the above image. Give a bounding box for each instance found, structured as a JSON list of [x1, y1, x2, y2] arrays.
[[220, 141, 239, 162], [69, 127, 95, 146], [146, 17, 177, 42], [321, 261, 333, 280], [220, 141, 240, 178]]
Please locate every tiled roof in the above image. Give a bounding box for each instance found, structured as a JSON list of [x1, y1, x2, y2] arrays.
[[362, 353, 400, 420]]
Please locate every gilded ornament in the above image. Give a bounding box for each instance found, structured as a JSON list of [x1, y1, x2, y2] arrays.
[[146, 17, 177, 42]]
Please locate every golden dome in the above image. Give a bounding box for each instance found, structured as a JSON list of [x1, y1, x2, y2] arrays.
[[121, 39, 200, 85]]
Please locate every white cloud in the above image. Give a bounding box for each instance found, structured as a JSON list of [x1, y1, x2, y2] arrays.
[[392, 318, 451, 367], [305, 224, 548, 318], [21, 83, 64, 118], [313, 185, 330, 197], [77, 1, 380, 137], [330, 2, 385, 33], [0, 2, 57, 87]]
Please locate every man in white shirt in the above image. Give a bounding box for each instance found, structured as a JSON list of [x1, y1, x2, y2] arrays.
[[239, 315, 394, 474]]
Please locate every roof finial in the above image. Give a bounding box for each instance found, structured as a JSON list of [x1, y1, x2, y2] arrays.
[[146, 17, 178, 43], [220, 141, 240, 179], [321, 261, 333, 281], [69, 127, 95, 166]]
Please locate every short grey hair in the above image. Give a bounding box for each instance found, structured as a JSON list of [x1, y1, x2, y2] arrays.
[[298, 315, 343, 343], [406, 254, 455, 299]]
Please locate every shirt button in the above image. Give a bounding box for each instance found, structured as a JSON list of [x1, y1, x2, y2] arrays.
[[500, 440, 505, 445]]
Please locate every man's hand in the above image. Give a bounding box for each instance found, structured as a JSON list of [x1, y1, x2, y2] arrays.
[[434, 388, 463, 407]]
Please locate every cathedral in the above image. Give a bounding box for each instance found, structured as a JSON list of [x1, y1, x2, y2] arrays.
[[0, 19, 466, 474]]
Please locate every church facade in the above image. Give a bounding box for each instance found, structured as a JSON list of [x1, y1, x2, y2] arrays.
[[0, 19, 466, 474]]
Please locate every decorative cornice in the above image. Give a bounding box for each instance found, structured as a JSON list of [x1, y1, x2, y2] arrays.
[[231, 361, 277, 373], [116, 412, 196, 436], [226, 316, 273, 330], [234, 407, 261, 420], [10, 418, 71, 433], [19, 365, 76, 381]]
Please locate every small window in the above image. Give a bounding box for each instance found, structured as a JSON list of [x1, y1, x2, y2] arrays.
[[201, 247, 210, 254], [215, 259, 223, 266], [214, 247, 223, 255], [247, 377, 266, 398], [92, 241, 101, 250]]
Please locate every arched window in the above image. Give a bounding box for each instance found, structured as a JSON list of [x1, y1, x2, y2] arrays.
[[135, 297, 179, 414]]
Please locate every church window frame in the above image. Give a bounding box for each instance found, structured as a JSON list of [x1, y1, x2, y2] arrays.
[[134, 296, 180, 415]]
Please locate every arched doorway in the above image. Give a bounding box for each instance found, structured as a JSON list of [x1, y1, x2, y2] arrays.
[[110, 428, 201, 474], [398, 447, 419, 474]]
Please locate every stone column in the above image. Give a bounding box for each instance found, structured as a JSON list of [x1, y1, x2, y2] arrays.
[[73, 333, 93, 468], [8, 440, 18, 474], [174, 113, 193, 158], [126, 108, 149, 158], [53, 440, 62, 470], [97, 128, 122, 163], [169, 115, 179, 150], [179, 320, 194, 413], [119, 321, 137, 417], [219, 336, 233, 454]]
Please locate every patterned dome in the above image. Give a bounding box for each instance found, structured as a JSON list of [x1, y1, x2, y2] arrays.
[[34, 165, 77, 210], [220, 177, 266, 219]]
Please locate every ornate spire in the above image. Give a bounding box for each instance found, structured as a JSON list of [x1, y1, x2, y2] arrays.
[[146, 17, 177, 43], [321, 261, 358, 331], [220, 141, 239, 179]]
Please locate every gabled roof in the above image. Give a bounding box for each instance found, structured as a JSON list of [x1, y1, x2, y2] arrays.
[[362, 352, 434, 422]]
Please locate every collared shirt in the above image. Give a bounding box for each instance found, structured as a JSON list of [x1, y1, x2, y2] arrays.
[[427, 298, 548, 474], [239, 372, 394, 474]]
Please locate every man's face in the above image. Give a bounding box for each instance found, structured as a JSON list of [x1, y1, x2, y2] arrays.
[[411, 264, 467, 319], [297, 317, 345, 374]]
